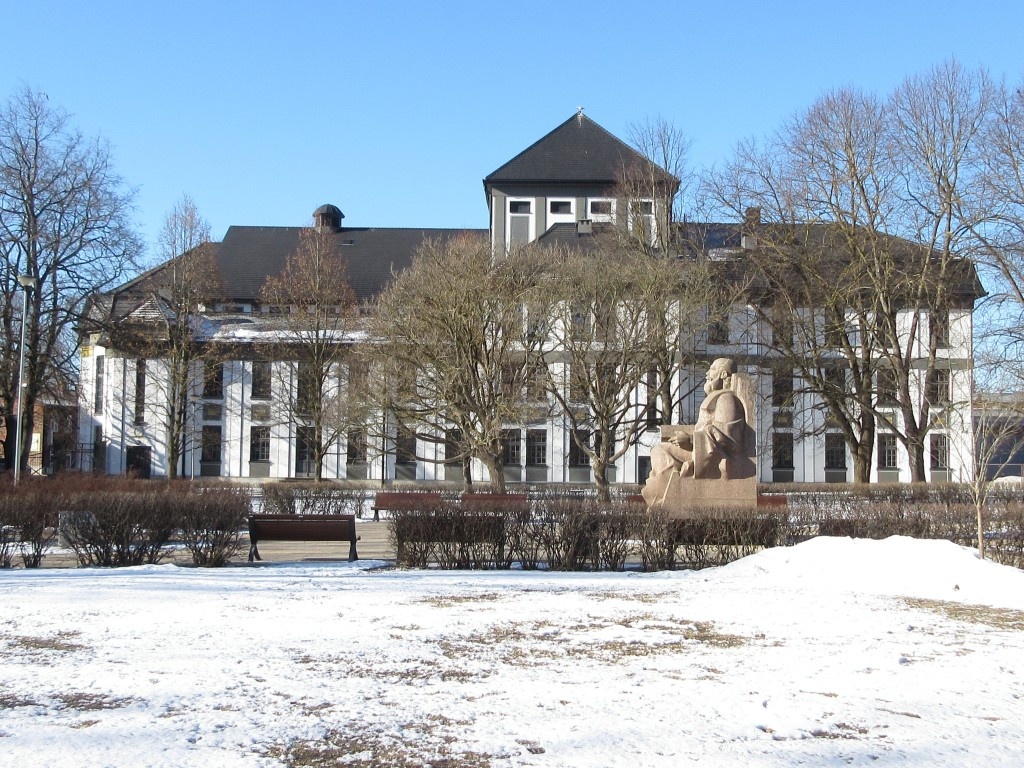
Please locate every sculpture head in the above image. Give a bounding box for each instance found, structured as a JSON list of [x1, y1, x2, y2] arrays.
[[704, 358, 736, 395]]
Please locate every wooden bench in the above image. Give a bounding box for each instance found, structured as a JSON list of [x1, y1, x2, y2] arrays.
[[247, 514, 359, 563], [371, 492, 445, 521], [460, 492, 529, 515]]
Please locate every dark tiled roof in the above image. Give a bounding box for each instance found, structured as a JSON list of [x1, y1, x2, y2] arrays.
[[213, 225, 485, 303], [485, 113, 677, 186]]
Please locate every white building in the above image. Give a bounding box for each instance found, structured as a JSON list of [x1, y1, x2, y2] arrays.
[[78, 113, 983, 486]]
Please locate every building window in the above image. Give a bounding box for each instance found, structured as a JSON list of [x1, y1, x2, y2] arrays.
[[824, 307, 846, 348], [587, 198, 615, 223], [772, 367, 794, 408], [646, 369, 661, 429], [501, 429, 521, 467], [821, 365, 845, 397], [444, 429, 462, 465], [134, 358, 146, 425], [296, 363, 316, 414], [508, 199, 534, 247], [930, 434, 949, 471], [878, 433, 898, 470], [94, 356, 105, 415], [569, 429, 591, 467], [526, 429, 547, 466], [203, 362, 224, 399], [250, 426, 270, 463], [295, 425, 315, 476], [926, 368, 950, 406], [930, 311, 950, 349], [346, 429, 367, 465], [568, 363, 589, 402], [251, 361, 271, 399], [825, 433, 847, 470], [876, 367, 898, 407], [772, 432, 794, 469], [549, 200, 572, 215], [628, 199, 656, 243], [772, 307, 794, 349], [202, 404, 222, 422], [201, 425, 222, 464], [395, 427, 417, 466], [708, 315, 729, 345]]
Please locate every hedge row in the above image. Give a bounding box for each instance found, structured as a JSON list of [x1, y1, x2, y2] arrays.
[[0, 477, 251, 568], [386, 486, 1024, 570], [389, 494, 785, 571]]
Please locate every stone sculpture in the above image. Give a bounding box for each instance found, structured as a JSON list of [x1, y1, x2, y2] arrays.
[[641, 358, 757, 513]]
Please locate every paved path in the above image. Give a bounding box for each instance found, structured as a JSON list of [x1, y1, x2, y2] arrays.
[[37, 520, 396, 569]]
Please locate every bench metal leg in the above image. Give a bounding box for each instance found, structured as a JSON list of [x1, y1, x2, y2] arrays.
[[348, 537, 359, 562], [248, 540, 261, 563]]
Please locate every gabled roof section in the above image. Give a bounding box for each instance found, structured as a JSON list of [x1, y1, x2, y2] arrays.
[[484, 113, 677, 186]]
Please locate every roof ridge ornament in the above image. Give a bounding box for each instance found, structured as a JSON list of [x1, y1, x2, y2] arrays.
[[576, 106, 585, 124]]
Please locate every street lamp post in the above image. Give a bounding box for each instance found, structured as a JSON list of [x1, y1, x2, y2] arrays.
[[13, 274, 38, 485]]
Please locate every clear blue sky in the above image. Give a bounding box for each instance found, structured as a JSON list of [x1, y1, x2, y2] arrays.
[[2, 0, 1023, 267]]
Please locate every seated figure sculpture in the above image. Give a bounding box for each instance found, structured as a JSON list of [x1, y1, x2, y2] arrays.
[[642, 357, 757, 513]]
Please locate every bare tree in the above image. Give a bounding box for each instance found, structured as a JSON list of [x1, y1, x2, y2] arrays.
[[534, 237, 716, 500], [149, 197, 220, 478], [622, 116, 689, 255], [259, 225, 359, 481], [707, 67, 989, 482], [0, 86, 140, 474], [707, 88, 893, 481], [368, 234, 549, 493]]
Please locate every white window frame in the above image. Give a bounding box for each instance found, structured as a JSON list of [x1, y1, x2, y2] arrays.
[[627, 198, 657, 243], [587, 197, 616, 224], [506, 197, 535, 248], [547, 197, 575, 230]]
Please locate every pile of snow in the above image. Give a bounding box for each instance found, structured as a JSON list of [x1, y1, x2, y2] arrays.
[[720, 535, 1024, 608], [1, 536, 1022, 767]]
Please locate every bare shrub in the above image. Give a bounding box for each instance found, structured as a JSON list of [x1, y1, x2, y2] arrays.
[[632, 507, 678, 571], [176, 484, 251, 566], [62, 488, 178, 567], [674, 509, 784, 569], [0, 481, 60, 567], [260, 482, 368, 517], [390, 499, 507, 570], [532, 494, 601, 571]]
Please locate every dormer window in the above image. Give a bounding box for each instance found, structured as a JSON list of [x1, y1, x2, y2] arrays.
[[550, 201, 571, 215]]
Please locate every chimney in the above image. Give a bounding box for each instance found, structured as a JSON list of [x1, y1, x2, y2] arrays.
[[742, 206, 760, 249], [577, 219, 593, 236]]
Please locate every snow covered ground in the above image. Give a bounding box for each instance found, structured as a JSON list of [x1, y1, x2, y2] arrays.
[[1, 536, 1022, 767]]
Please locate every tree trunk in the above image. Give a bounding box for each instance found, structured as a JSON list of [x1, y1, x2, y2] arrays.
[[3, 414, 15, 474], [482, 452, 506, 494], [976, 503, 986, 560], [906, 437, 927, 483], [593, 459, 612, 502]]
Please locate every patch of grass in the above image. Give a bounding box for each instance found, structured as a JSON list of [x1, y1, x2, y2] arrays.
[[264, 720, 494, 768], [0, 693, 40, 709], [2, 630, 87, 654], [904, 598, 1024, 631], [438, 614, 748, 666], [295, 653, 488, 685], [0, 691, 136, 712], [420, 592, 503, 608], [53, 693, 139, 711]]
